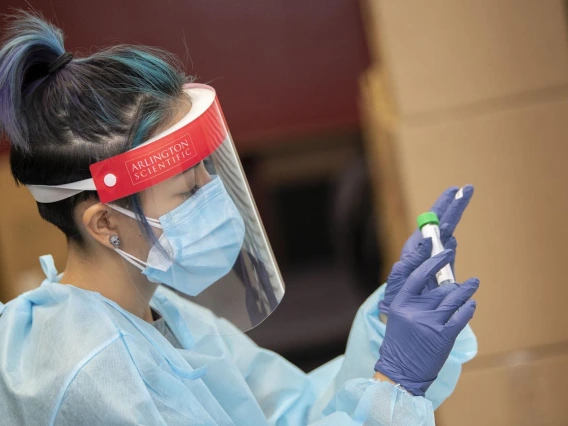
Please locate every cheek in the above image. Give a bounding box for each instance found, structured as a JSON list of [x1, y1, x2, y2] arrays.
[[138, 192, 164, 220], [140, 183, 190, 219], [119, 218, 158, 260]]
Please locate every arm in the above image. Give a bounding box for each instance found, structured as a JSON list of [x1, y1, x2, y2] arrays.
[[217, 315, 436, 425], [212, 186, 476, 423]]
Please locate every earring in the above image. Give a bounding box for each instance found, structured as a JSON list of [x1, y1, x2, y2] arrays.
[[109, 235, 121, 248]]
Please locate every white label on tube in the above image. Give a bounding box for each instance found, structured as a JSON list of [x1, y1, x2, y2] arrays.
[[420, 223, 455, 285]]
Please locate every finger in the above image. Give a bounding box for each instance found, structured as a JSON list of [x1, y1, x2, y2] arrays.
[[427, 282, 459, 299], [421, 275, 441, 294], [430, 187, 460, 217], [439, 223, 457, 246], [401, 230, 422, 258], [421, 281, 458, 299], [420, 245, 455, 293], [439, 185, 474, 240], [443, 234, 457, 251], [401, 237, 432, 260], [436, 278, 480, 323], [443, 235, 458, 273], [390, 239, 433, 283], [445, 299, 477, 337], [401, 237, 433, 262], [404, 249, 455, 295]]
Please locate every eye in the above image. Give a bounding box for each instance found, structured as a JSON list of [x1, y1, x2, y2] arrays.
[[181, 184, 202, 200]]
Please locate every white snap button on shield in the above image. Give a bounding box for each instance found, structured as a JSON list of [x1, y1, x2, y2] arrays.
[[104, 174, 117, 187]]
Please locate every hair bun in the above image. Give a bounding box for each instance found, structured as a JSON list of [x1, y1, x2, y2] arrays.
[[48, 52, 73, 74], [0, 11, 66, 151]]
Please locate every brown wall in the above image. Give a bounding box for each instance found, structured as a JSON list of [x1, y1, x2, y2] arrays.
[[360, 0, 568, 424], [0, 157, 68, 301]]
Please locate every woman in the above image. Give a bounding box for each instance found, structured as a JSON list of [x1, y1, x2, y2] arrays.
[[0, 12, 479, 425]]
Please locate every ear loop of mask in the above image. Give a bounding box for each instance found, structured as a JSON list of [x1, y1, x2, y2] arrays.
[[114, 247, 151, 272], [106, 203, 163, 230], [103, 204, 167, 312], [104, 203, 164, 273]]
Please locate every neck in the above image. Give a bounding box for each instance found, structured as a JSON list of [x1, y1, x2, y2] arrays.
[[60, 243, 157, 322]]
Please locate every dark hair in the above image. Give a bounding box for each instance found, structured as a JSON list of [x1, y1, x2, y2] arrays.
[[0, 11, 190, 245]]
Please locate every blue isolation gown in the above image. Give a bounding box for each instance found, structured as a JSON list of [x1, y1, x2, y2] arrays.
[[0, 255, 476, 425]]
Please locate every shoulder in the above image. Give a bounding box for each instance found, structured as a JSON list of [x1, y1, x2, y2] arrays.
[[0, 284, 131, 424], [0, 282, 124, 347]]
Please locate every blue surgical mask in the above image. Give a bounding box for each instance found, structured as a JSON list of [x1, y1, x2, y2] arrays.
[[111, 176, 245, 296]]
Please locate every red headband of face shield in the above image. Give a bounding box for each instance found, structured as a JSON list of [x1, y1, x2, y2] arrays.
[[91, 83, 227, 204]]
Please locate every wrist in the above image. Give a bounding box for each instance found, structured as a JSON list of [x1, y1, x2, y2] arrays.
[[377, 296, 390, 320], [373, 371, 415, 396], [374, 359, 432, 397], [373, 371, 395, 385]]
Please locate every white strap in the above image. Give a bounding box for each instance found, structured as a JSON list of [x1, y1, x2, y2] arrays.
[[115, 248, 148, 271], [106, 204, 162, 229], [23, 86, 215, 204], [26, 179, 97, 203]]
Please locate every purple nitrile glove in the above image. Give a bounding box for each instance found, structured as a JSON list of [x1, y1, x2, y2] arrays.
[[402, 185, 474, 259], [379, 185, 473, 317], [374, 249, 479, 397]]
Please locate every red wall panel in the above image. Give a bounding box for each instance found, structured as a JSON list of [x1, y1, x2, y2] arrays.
[[0, 0, 369, 152]]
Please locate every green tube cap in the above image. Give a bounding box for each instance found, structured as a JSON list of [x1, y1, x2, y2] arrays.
[[417, 212, 439, 229]]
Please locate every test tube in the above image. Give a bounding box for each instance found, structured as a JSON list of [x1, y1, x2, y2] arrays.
[[417, 212, 455, 286]]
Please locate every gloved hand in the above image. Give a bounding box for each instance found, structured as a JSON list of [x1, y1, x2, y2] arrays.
[[379, 185, 474, 317], [374, 248, 479, 397]]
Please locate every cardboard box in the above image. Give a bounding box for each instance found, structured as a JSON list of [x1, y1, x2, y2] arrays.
[[0, 157, 67, 302], [361, 79, 568, 424], [392, 97, 568, 356], [361, 0, 568, 115], [437, 345, 568, 425], [359, 67, 411, 275], [361, 1, 568, 422]]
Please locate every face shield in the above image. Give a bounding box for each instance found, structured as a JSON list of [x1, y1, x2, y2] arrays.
[[26, 84, 285, 334]]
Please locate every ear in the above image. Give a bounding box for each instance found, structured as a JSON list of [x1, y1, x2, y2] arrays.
[[82, 204, 119, 250]]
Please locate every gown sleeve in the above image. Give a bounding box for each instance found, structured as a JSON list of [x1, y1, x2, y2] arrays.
[[216, 284, 477, 425]]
